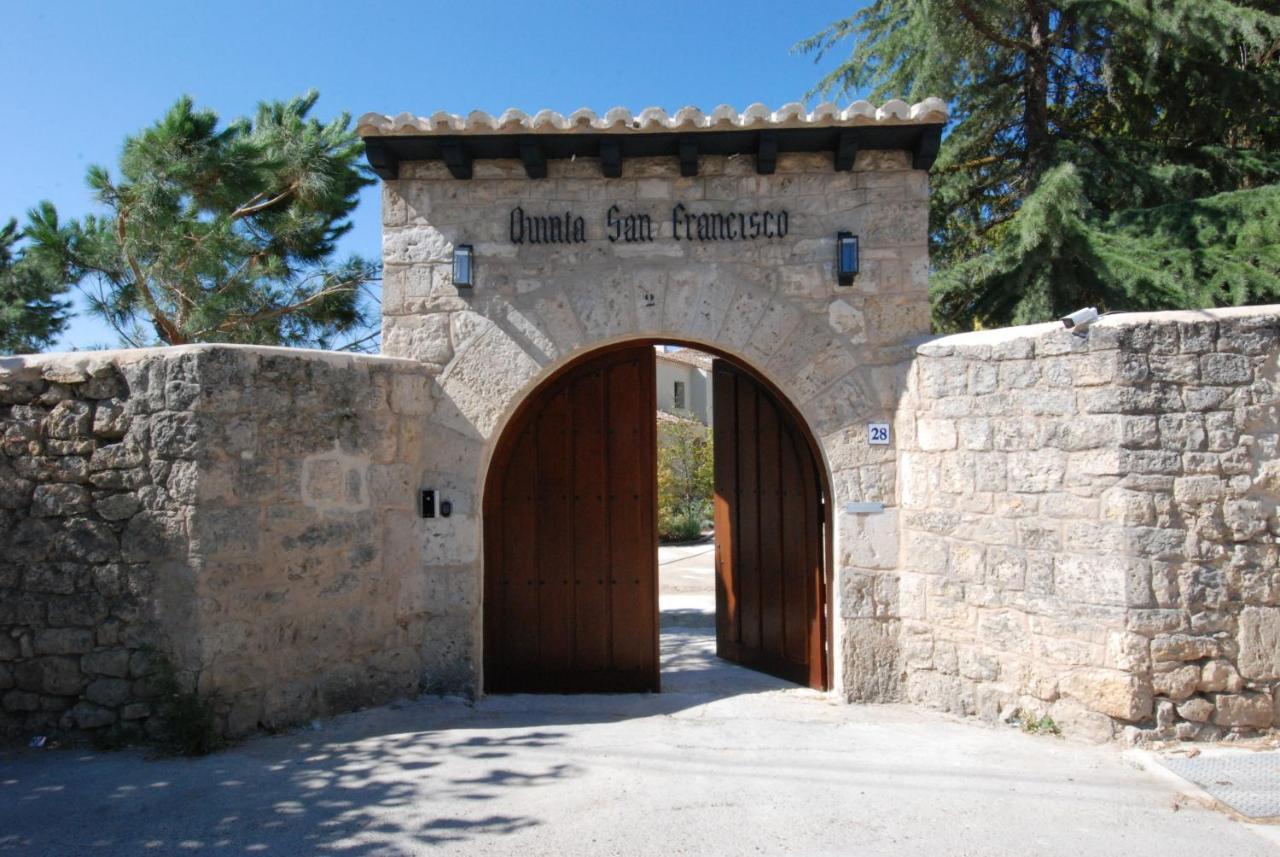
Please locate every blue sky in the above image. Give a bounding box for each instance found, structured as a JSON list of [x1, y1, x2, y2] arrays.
[[1, 0, 869, 350]]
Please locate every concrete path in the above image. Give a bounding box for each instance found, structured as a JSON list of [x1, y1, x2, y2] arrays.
[[659, 539, 715, 627], [2, 627, 1277, 856]]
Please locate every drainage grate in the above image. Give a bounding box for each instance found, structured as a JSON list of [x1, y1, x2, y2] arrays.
[[1156, 750, 1280, 821]]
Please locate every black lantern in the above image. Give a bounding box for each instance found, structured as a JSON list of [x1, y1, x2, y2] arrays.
[[836, 232, 859, 286], [453, 244, 474, 288]]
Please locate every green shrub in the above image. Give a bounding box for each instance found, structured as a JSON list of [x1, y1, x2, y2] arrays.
[[658, 414, 713, 543], [150, 654, 225, 756], [660, 509, 705, 542]]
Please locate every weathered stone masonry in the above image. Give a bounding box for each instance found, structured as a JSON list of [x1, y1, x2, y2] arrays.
[[895, 308, 1280, 741], [1, 346, 438, 739]]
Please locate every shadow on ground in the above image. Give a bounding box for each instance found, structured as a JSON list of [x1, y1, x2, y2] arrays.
[[0, 625, 801, 855]]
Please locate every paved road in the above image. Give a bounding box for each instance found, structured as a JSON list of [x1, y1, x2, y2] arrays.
[[659, 539, 716, 627], [2, 627, 1276, 856]]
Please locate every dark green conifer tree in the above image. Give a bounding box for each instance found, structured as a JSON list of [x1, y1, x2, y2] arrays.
[[0, 218, 70, 354], [799, 1, 1280, 330], [27, 91, 379, 349]]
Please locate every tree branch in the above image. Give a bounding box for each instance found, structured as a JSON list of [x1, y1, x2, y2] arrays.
[[951, 0, 1031, 52], [115, 211, 186, 344], [230, 183, 299, 220], [195, 277, 363, 337]]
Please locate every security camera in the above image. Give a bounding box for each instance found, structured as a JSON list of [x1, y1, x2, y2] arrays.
[[1061, 307, 1099, 332]]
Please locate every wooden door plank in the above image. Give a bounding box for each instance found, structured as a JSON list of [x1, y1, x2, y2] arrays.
[[712, 363, 739, 658], [781, 430, 810, 665], [734, 376, 761, 652], [757, 394, 784, 657], [570, 367, 611, 674], [500, 429, 540, 683], [800, 434, 826, 690], [535, 387, 574, 673], [605, 354, 654, 677]]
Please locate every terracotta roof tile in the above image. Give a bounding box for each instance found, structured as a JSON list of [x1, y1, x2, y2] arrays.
[[358, 99, 948, 137]]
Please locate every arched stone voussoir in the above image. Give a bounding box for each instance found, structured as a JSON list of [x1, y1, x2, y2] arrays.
[[436, 324, 549, 440]]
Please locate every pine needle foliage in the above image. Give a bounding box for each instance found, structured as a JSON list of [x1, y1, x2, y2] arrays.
[[0, 218, 70, 354], [26, 91, 380, 349], [798, 1, 1280, 330]]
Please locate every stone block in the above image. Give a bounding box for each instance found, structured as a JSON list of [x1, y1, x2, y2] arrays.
[[949, 541, 984, 581], [82, 649, 131, 678], [1007, 450, 1066, 493], [84, 677, 132, 707], [1223, 499, 1268, 541], [68, 700, 116, 729], [91, 400, 129, 439], [916, 418, 956, 451], [1054, 555, 1127, 606], [1151, 634, 1220, 662], [122, 511, 188, 562], [1200, 353, 1251, 385], [94, 492, 141, 521], [21, 563, 79, 594], [32, 628, 94, 655], [30, 483, 91, 516], [1172, 476, 1223, 505], [15, 656, 86, 695], [52, 518, 117, 563], [1058, 667, 1153, 722], [89, 442, 145, 471], [1212, 691, 1273, 729], [1199, 659, 1244, 693], [47, 401, 92, 439], [3, 689, 40, 711], [48, 594, 107, 626], [120, 701, 152, 720], [1048, 696, 1116, 743], [1151, 664, 1199, 701], [1237, 606, 1280, 680], [1176, 697, 1214, 723]]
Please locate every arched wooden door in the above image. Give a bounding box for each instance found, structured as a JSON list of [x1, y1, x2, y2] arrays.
[[483, 345, 658, 693], [712, 359, 827, 689]]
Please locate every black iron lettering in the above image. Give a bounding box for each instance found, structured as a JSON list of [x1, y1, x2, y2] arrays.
[[510, 207, 524, 244]]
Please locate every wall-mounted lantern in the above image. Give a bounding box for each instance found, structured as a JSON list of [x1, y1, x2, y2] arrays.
[[836, 232, 859, 286], [453, 244, 474, 288]]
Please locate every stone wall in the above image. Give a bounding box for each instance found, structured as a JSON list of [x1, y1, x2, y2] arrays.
[[1, 345, 438, 740], [895, 307, 1280, 741]]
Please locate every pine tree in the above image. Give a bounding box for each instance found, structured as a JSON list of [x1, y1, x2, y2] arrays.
[[0, 218, 70, 354], [26, 91, 379, 349], [799, 1, 1280, 330]]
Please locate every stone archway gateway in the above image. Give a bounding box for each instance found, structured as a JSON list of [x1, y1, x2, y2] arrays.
[[364, 99, 946, 700], [7, 96, 1275, 743]]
